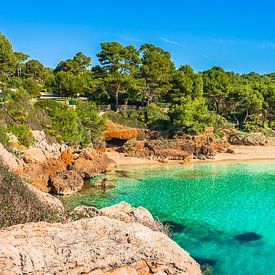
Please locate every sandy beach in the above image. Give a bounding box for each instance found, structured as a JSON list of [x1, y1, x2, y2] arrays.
[[106, 145, 275, 167]]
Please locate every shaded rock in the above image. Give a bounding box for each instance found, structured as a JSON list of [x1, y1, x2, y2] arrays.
[[24, 182, 64, 213], [48, 170, 84, 195], [23, 147, 47, 163], [74, 148, 114, 179], [104, 120, 139, 141], [234, 232, 262, 242], [0, 143, 24, 171], [228, 132, 268, 146], [0, 216, 201, 274]]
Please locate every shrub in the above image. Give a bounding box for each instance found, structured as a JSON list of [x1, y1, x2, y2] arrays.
[[76, 101, 106, 142], [0, 165, 61, 227], [0, 123, 10, 149], [8, 124, 34, 147], [35, 100, 89, 145]]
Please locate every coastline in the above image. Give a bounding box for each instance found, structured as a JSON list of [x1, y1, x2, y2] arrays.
[[106, 145, 275, 167]]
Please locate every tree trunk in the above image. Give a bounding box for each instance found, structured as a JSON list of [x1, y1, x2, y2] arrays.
[[243, 109, 249, 124], [114, 84, 120, 112]]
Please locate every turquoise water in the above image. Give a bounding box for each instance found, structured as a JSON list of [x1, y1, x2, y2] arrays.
[[61, 160, 275, 275]]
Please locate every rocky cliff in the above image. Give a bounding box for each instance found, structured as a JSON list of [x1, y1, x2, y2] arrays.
[[0, 202, 201, 275]]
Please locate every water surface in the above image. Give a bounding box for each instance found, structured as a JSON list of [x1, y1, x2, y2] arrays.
[[61, 160, 275, 275]]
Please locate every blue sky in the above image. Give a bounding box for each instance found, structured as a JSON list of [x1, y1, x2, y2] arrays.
[[1, 0, 274, 73]]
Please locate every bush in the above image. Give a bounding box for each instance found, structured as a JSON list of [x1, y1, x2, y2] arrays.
[[0, 165, 61, 227], [0, 123, 10, 149], [35, 100, 89, 145], [106, 103, 170, 130], [8, 124, 34, 147], [76, 101, 106, 142]]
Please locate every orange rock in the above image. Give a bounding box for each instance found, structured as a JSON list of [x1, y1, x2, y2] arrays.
[[104, 120, 139, 141]]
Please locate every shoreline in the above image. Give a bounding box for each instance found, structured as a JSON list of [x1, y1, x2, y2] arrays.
[[106, 145, 275, 168]]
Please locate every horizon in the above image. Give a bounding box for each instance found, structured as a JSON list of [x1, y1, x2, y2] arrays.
[[1, 0, 275, 74]]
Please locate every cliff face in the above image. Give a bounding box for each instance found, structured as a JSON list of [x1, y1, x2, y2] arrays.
[[0, 206, 201, 275]]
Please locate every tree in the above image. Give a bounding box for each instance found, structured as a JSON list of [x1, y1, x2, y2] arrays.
[[55, 52, 91, 74], [97, 42, 141, 111], [14, 52, 29, 78], [203, 66, 230, 115], [0, 33, 16, 83], [21, 60, 47, 83], [170, 65, 203, 102], [139, 43, 174, 104]]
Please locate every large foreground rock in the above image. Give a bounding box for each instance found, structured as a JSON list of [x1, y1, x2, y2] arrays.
[[0, 216, 201, 274]]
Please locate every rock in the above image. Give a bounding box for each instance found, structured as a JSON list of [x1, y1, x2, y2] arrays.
[[122, 136, 230, 161], [24, 182, 64, 213], [226, 148, 234, 154], [48, 170, 84, 195], [101, 201, 161, 231], [104, 120, 139, 141], [74, 148, 114, 179], [72, 205, 102, 219], [0, 143, 24, 171], [23, 147, 47, 163], [95, 178, 114, 188], [0, 216, 201, 274], [228, 132, 268, 146]]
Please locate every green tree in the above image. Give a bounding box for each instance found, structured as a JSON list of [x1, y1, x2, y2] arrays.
[[0, 33, 16, 83], [139, 43, 174, 104], [97, 42, 141, 110]]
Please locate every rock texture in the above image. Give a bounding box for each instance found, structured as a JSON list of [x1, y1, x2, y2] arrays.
[[0, 143, 24, 171], [74, 148, 115, 179], [73, 202, 166, 233], [228, 132, 268, 146], [122, 134, 229, 161], [104, 120, 139, 141], [0, 216, 201, 274]]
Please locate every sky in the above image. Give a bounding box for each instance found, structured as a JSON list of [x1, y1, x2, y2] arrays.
[[0, 0, 275, 73]]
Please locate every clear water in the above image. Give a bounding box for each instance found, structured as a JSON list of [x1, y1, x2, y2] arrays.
[[61, 160, 275, 275]]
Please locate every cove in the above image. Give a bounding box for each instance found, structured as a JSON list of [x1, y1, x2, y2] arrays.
[[61, 160, 275, 275]]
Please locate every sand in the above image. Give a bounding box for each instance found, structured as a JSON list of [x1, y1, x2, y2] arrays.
[[106, 145, 275, 167]]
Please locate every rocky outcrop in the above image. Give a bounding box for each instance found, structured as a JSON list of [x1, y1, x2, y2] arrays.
[[0, 143, 24, 171], [74, 148, 115, 179], [23, 147, 47, 163], [24, 182, 64, 213], [0, 214, 201, 274], [228, 132, 268, 146], [122, 135, 230, 161], [104, 120, 139, 141], [48, 170, 84, 195], [73, 202, 166, 233]]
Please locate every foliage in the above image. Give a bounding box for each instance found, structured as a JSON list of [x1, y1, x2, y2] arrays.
[[75, 101, 106, 141], [7, 124, 34, 147], [0, 165, 62, 227], [35, 100, 89, 145], [0, 123, 10, 149]]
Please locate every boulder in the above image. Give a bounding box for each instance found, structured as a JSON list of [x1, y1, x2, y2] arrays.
[[74, 148, 114, 179], [104, 120, 139, 141], [0, 216, 201, 274], [23, 147, 47, 163], [24, 182, 64, 213], [228, 132, 268, 146], [0, 143, 24, 171], [48, 170, 84, 195]]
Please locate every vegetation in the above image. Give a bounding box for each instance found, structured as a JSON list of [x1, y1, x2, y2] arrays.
[[0, 32, 274, 139], [0, 165, 61, 227]]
